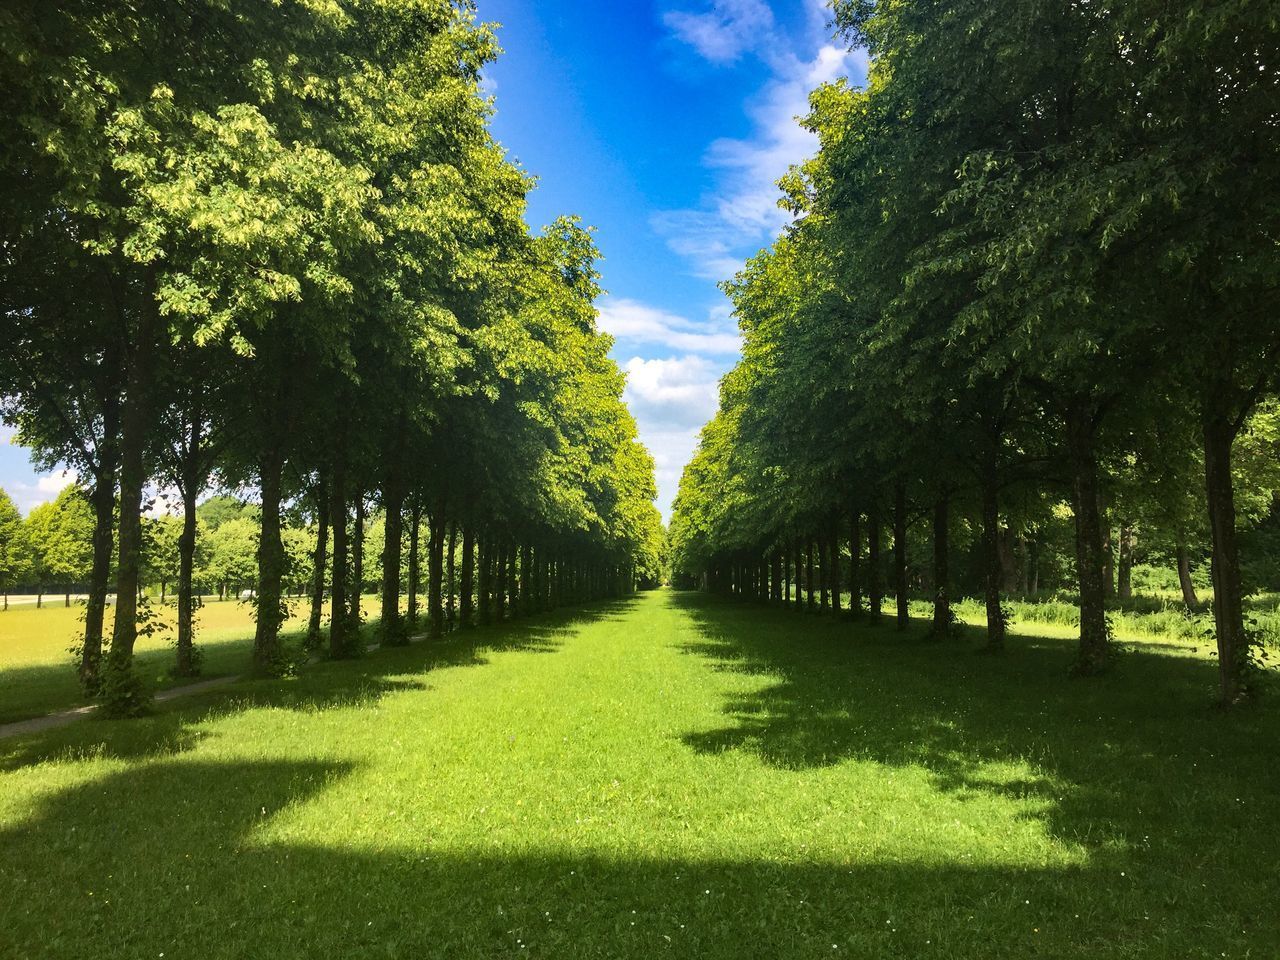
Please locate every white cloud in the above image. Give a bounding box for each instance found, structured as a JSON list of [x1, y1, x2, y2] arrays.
[[656, 3, 866, 282], [663, 0, 775, 64], [10, 467, 79, 514], [621, 355, 726, 521], [599, 297, 741, 355], [36, 469, 78, 493], [624, 355, 722, 428], [634, 2, 868, 516]]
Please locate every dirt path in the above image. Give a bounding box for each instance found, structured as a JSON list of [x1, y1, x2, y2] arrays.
[[0, 629, 436, 740], [0, 675, 242, 740]]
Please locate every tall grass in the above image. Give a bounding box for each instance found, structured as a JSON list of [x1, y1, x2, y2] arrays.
[[914, 592, 1280, 648]]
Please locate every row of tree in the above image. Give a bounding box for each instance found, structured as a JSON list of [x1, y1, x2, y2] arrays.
[[1, 0, 663, 715], [0, 490, 297, 606], [669, 0, 1280, 704]]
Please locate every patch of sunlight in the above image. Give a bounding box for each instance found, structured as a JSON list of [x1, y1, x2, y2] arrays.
[[0, 756, 129, 828]]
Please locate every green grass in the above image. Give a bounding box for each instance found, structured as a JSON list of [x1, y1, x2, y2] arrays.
[[1, 589, 1277, 958], [928, 592, 1280, 649], [0, 594, 385, 724]]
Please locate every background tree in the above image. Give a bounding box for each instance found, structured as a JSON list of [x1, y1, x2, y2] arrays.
[[23, 486, 94, 608], [0, 488, 30, 610]]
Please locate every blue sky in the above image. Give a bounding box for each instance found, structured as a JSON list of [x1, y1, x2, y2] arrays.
[[0, 0, 866, 520], [480, 0, 866, 518]]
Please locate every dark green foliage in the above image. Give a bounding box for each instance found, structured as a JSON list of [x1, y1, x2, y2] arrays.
[[0, 0, 661, 712], [671, 0, 1280, 706]]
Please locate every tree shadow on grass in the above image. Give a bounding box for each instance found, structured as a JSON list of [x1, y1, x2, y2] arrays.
[[671, 591, 1279, 910], [0, 598, 640, 772], [1, 753, 1274, 959]]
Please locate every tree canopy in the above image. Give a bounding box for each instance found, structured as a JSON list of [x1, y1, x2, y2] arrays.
[[1, 0, 662, 714], [670, 0, 1280, 705]]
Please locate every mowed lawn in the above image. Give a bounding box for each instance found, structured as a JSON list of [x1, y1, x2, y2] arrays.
[[1, 590, 1277, 959], [0, 595, 384, 724]]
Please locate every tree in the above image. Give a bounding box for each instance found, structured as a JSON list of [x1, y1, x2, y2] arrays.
[[202, 518, 258, 603], [143, 514, 183, 602], [24, 486, 94, 608], [0, 488, 29, 610], [0, 0, 663, 710]]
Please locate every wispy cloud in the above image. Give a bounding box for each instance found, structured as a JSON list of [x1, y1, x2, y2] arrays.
[[616, 2, 865, 517], [662, 0, 775, 64], [656, 1, 865, 282], [599, 297, 741, 355]]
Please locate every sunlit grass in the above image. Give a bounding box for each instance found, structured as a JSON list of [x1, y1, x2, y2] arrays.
[[1, 590, 1277, 958], [0, 594, 386, 724]]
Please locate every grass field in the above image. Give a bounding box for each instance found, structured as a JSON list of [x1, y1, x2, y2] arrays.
[[1, 589, 1276, 958], [0, 595, 385, 724]]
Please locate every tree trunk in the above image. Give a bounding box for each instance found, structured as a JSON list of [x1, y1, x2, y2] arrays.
[[1101, 520, 1116, 599], [1029, 538, 1041, 595], [830, 527, 842, 614], [1015, 536, 1029, 595], [805, 540, 815, 610], [1203, 409, 1250, 703], [1176, 537, 1199, 607], [460, 527, 474, 627], [306, 472, 329, 648], [819, 537, 830, 612], [350, 494, 364, 626], [868, 509, 883, 619], [509, 547, 521, 617], [528, 544, 540, 612], [407, 499, 421, 626], [252, 447, 286, 673], [380, 477, 405, 646], [848, 510, 863, 617], [1066, 401, 1109, 675], [1117, 523, 1133, 601], [328, 460, 350, 658], [428, 511, 444, 637], [175, 476, 200, 676], [931, 494, 951, 638], [82, 412, 119, 691], [478, 539, 491, 625], [495, 542, 508, 621], [105, 281, 158, 716], [446, 524, 458, 626], [508, 545, 520, 617], [893, 482, 909, 630], [520, 543, 532, 615], [980, 433, 1006, 652]]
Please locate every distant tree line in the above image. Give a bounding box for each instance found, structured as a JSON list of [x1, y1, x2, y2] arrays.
[[0, 486, 625, 636], [0, 0, 663, 716], [669, 0, 1280, 705]]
